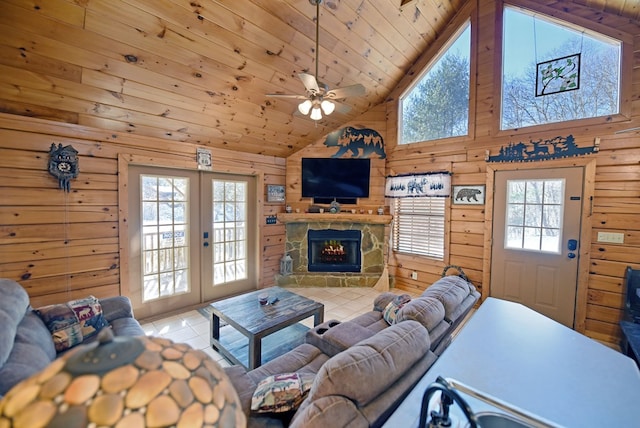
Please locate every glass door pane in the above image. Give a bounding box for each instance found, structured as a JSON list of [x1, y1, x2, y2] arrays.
[[141, 175, 190, 302], [212, 179, 247, 284], [505, 179, 565, 253]]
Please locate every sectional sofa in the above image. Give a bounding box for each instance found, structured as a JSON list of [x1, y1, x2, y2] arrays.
[[0, 278, 145, 397], [225, 275, 480, 428]]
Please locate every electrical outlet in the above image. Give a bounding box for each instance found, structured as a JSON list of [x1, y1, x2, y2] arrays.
[[411, 271, 418, 280], [597, 232, 624, 244]]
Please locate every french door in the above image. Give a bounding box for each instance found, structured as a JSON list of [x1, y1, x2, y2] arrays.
[[128, 165, 257, 319], [490, 166, 584, 328]]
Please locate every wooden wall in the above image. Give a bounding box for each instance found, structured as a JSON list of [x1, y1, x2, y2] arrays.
[[384, 0, 640, 345], [0, 113, 285, 309]]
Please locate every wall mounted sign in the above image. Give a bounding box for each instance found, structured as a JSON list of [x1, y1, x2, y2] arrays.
[[486, 134, 598, 163], [323, 127, 386, 159], [536, 53, 580, 96], [267, 184, 285, 202], [48, 143, 79, 192], [452, 185, 485, 205], [385, 172, 451, 198], [197, 147, 212, 170]]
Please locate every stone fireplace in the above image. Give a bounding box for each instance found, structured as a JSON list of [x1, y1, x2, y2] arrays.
[[276, 213, 392, 287]]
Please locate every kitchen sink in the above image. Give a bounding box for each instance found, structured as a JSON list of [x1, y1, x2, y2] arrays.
[[471, 412, 535, 428]]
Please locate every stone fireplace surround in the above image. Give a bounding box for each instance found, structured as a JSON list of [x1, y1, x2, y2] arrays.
[[276, 213, 392, 287]]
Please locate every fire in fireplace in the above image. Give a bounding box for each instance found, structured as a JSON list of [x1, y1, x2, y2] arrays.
[[308, 229, 361, 273], [320, 240, 347, 264]]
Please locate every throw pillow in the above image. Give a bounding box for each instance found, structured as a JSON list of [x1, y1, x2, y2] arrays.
[[382, 294, 412, 325], [251, 372, 315, 413], [67, 295, 109, 340], [35, 296, 108, 352]]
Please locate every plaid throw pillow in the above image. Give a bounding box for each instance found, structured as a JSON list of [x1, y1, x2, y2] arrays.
[[383, 294, 412, 325], [251, 372, 315, 413], [35, 296, 108, 352]]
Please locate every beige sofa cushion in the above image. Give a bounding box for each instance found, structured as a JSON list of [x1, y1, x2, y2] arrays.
[[307, 320, 430, 406]]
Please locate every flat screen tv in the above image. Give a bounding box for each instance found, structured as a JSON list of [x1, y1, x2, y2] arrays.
[[301, 158, 370, 203]]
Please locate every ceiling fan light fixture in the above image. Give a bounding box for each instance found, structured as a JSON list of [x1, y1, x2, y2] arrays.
[[310, 106, 323, 121], [298, 99, 313, 115], [320, 99, 335, 115]]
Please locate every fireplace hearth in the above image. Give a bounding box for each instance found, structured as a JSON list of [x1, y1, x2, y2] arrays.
[[308, 229, 361, 273]]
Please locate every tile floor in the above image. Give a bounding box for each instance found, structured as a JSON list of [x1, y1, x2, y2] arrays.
[[139, 287, 421, 368]]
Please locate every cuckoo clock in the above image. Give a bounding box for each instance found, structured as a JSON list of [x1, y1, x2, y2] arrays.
[[48, 143, 79, 192]]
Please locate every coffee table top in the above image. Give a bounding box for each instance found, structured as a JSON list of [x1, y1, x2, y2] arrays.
[[209, 286, 323, 336]]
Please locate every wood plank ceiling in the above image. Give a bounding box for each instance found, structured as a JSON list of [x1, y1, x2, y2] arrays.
[[0, 0, 638, 157]]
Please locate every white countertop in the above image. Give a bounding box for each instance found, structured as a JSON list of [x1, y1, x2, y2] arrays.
[[383, 297, 640, 427]]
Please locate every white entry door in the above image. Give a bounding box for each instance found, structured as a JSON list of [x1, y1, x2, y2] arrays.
[[128, 165, 257, 319], [490, 167, 584, 327]]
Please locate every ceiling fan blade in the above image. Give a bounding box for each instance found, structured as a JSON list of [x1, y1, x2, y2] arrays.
[[266, 93, 308, 100], [326, 83, 366, 99], [332, 101, 352, 114], [298, 73, 320, 94]]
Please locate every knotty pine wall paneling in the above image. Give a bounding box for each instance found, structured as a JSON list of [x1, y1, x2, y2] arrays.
[[383, 0, 640, 346], [0, 113, 285, 308]]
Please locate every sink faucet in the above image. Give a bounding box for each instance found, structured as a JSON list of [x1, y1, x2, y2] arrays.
[[419, 376, 479, 428], [419, 376, 561, 428]]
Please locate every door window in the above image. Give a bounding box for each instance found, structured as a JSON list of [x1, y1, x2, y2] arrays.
[[140, 175, 190, 302], [505, 179, 564, 253], [212, 179, 247, 284]]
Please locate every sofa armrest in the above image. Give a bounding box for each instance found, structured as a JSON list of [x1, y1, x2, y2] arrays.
[[224, 365, 257, 416], [99, 296, 135, 323]]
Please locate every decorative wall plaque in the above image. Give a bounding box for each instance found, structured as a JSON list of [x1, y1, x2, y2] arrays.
[[452, 185, 485, 205], [486, 135, 598, 163], [323, 127, 386, 159], [267, 184, 285, 202], [197, 147, 212, 170]]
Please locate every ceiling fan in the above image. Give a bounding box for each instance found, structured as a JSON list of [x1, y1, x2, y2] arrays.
[[266, 0, 366, 121]]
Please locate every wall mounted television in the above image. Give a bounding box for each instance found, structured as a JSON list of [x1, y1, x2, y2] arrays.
[[301, 158, 371, 204]]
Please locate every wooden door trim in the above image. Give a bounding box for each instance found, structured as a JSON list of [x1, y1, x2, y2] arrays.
[[483, 158, 595, 333]]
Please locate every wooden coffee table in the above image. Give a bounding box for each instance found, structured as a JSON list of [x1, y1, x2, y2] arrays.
[[209, 286, 324, 370]]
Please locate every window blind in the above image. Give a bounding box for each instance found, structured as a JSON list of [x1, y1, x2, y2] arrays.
[[393, 197, 445, 259]]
